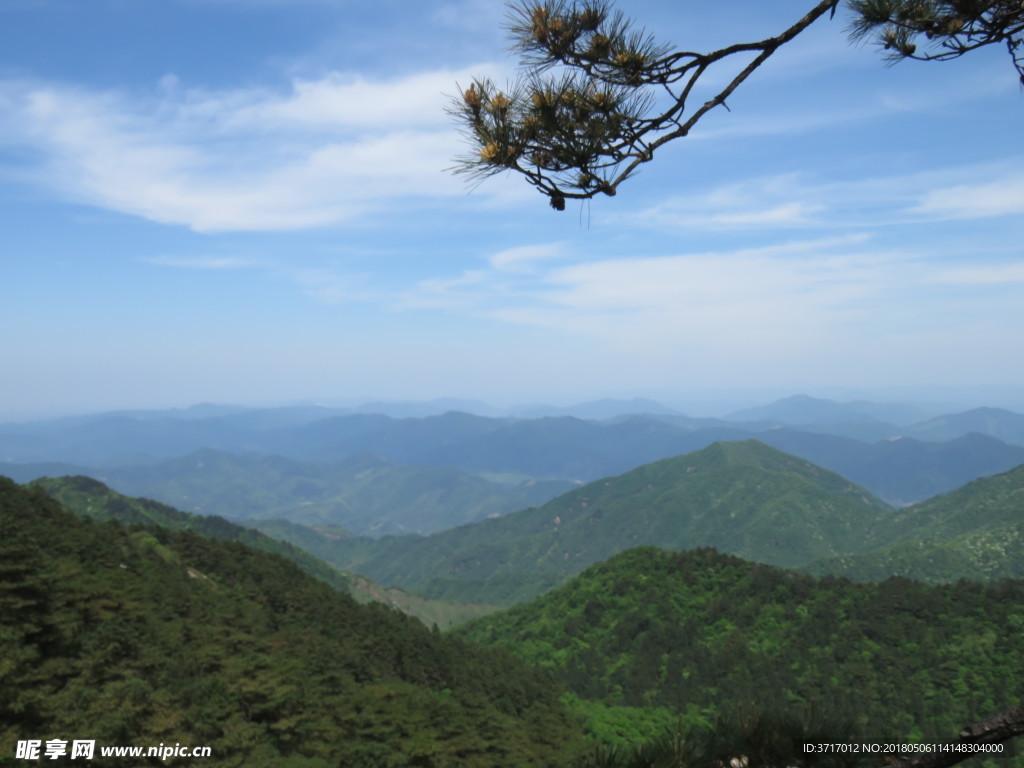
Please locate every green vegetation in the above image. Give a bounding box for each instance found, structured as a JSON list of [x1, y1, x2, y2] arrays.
[[0, 476, 588, 766], [803, 464, 1024, 583], [572, 707, 869, 768], [7, 448, 1024, 766], [459, 547, 1024, 745], [31, 474, 359, 593], [30, 475, 499, 628], [299, 441, 892, 606]]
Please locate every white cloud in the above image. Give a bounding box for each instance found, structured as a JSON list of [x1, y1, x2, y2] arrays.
[[205, 71, 468, 131], [489, 243, 565, 272], [913, 173, 1024, 220], [368, 231, 1018, 386], [930, 262, 1024, 285], [631, 161, 1024, 233], [0, 67, 495, 232]]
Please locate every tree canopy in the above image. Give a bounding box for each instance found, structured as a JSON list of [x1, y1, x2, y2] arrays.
[[451, 0, 1023, 210]]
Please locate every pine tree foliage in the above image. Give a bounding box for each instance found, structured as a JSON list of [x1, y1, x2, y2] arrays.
[[847, 0, 1023, 77], [450, 0, 842, 209], [452, 0, 1021, 209]]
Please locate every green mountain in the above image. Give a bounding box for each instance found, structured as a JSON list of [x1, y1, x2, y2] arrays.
[[0, 476, 587, 766], [802, 464, 1024, 583], [725, 393, 926, 427], [304, 441, 891, 606], [458, 546, 1024, 745], [30, 474, 357, 592], [29, 475, 497, 629]]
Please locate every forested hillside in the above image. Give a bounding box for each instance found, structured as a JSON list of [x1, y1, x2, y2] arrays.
[[29, 475, 500, 627], [802, 464, 1024, 583], [290, 441, 892, 606], [0, 477, 587, 766], [29, 474, 358, 593], [459, 547, 1024, 748]]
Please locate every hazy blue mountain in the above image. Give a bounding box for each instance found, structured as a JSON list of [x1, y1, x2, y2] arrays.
[[4, 448, 575, 536], [905, 407, 1024, 446], [755, 430, 1024, 506], [725, 394, 927, 427], [419, 416, 753, 480], [94, 402, 253, 421], [201, 404, 353, 430], [0, 460, 87, 484], [262, 410, 509, 463], [349, 397, 505, 417], [0, 413, 247, 465], [510, 398, 681, 420], [5, 405, 1024, 509]]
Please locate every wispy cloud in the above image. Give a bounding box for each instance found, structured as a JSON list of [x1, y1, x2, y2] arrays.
[[375, 232, 1021, 385], [913, 172, 1024, 220], [489, 243, 566, 273], [631, 161, 1024, 233], [930, 262, 1024, 285], [393, 269, 492, 311], [145, 255, 265, 270], [474, 238, 919, 367], [0, 66, 494, 232]]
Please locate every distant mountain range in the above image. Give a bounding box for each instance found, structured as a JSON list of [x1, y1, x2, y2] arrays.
[[269, 441, 893, 605], [3, 396, 1023, 543], [724, 393, 931, 426], [3, 449, 575, 536]]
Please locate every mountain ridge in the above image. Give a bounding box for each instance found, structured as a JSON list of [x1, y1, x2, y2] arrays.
[[297, 440, 892, 606]]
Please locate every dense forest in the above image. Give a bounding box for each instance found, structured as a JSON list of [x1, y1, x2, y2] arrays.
[[460, 547, 1024, 749], [0, 477, 588, 766]]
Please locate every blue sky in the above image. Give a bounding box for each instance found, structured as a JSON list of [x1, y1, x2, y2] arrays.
[[1, 0, 1022, 420]]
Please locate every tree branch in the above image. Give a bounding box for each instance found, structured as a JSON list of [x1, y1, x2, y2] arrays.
[[450, 0, 842, 209], [888, 705, 1024, 768]]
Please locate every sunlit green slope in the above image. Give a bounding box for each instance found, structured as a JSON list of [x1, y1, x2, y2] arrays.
[[312, 440, 891, 605]]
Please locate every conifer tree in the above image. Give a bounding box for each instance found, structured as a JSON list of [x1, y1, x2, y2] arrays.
[[452, 0, 1022, 209]]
